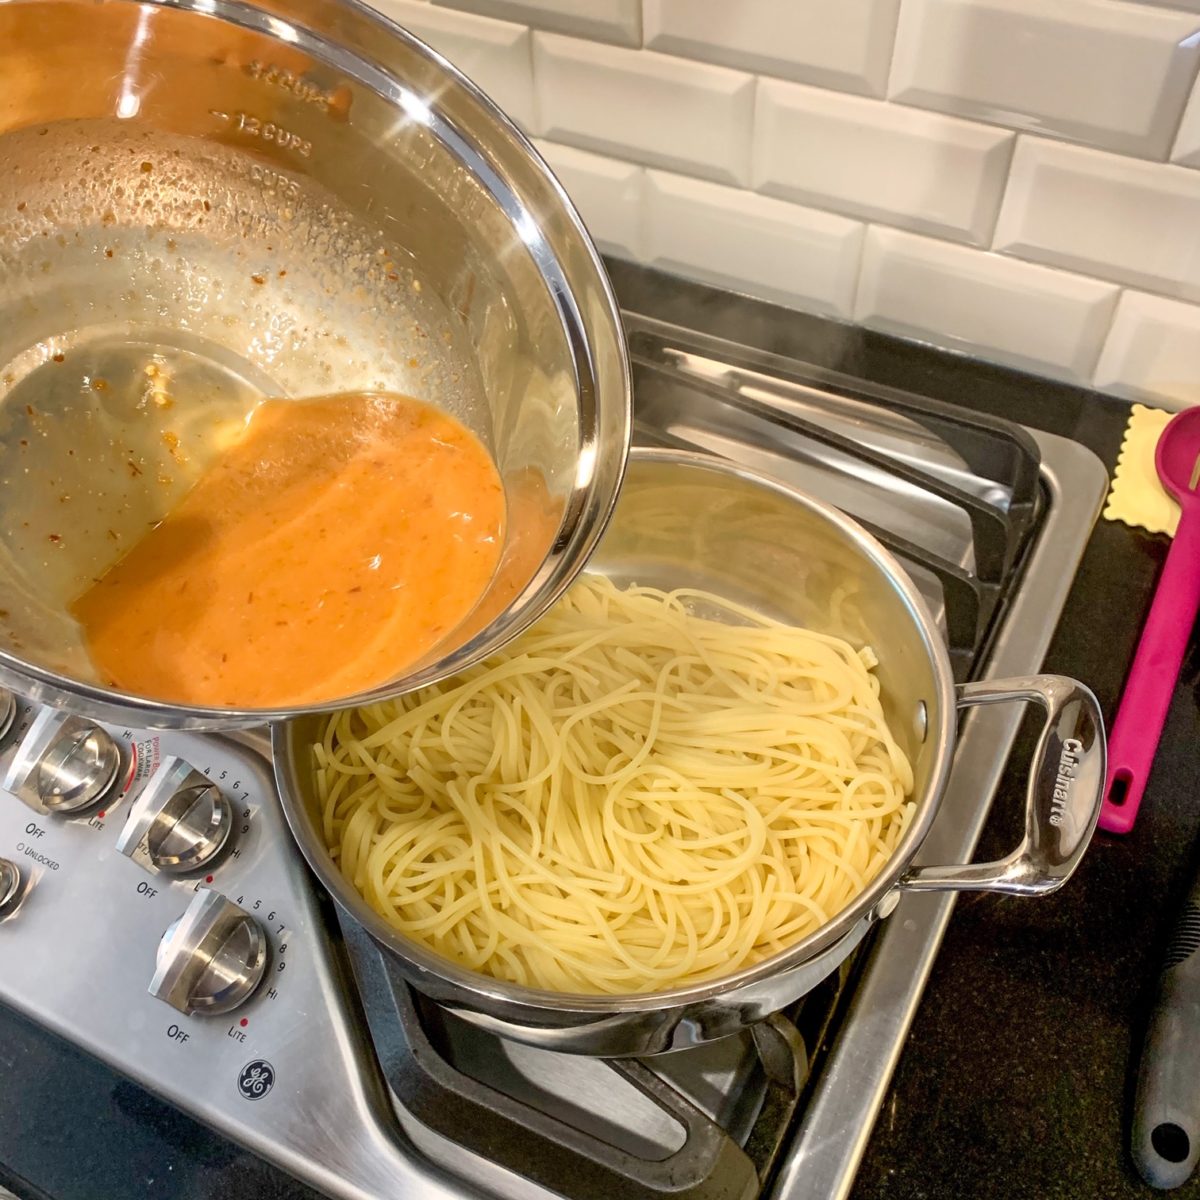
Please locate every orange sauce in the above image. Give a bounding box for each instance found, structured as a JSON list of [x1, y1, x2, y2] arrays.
[[71, 392, 505, 707]]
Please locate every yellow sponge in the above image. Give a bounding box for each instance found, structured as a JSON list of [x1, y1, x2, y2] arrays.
[[1104, 404, 1180, 537]]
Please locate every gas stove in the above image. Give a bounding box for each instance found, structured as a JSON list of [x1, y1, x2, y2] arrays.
[[0, 305, 1108, 1200]]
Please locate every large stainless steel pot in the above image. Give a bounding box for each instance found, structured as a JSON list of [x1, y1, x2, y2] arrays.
[[0, 0, 629, 729], [274, 448, 1107, 1056]]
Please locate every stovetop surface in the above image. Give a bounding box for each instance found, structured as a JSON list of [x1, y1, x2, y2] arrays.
[[1, 263, 1189, 1200]]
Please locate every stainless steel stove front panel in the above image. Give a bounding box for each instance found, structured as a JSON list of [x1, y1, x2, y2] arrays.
[[0, 724, 470, 1200]]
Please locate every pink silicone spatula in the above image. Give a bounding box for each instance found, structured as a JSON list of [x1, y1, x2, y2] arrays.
[[1100, 406, 1200, 835]]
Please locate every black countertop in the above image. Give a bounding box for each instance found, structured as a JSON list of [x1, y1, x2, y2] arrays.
[[607, 266, 1200, 1199], [3, 265, 1197, 1200], [850, 415, 1200, 1200]]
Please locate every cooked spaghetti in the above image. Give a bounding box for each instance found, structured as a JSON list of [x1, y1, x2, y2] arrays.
[[315, 575, 914, 995]]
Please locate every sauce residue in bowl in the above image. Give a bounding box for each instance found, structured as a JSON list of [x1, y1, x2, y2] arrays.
[[71, 392, 505, 707]]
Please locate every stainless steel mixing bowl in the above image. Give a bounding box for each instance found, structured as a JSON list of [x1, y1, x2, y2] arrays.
[[0, 0, 630, 728], [274, 448, 1107, 1056]]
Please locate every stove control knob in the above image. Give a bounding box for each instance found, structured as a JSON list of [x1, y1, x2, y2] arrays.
[[0, 688, 16, 742], [0, 858, 20, 911], [2, 709, 121, 815], [149, 889, 267, 1016], [116, 757, 231, 874]]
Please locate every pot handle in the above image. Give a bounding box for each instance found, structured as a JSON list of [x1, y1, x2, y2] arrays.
[[899, 675, 1105, 897]]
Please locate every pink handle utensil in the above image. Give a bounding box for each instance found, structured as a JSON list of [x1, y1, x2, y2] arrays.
[[1100, 406, 1200, 835]]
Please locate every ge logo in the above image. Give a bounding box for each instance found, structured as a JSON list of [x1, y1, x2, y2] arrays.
[[237, 1059, 275, 1101]]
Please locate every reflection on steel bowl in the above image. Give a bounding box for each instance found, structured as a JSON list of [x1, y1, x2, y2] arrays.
[[0, 0, 630, 729]]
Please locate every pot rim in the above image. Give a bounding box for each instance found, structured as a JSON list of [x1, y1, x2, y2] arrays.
[[272, 446, 959, 1016]]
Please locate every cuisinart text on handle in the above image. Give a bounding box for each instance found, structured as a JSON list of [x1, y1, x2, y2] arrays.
[[1050, 738, 1084, 827]]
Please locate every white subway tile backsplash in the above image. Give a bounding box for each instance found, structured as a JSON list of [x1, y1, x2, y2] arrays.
[[643, 0, 901, 97], [373, 0, 534, 128], [1171, 74, 1200, 167], [889, 0, 1200, 159], [380, 0, 1200, 404], [994, 138, 1200, 301], [855, 226, 1117, 380], [431, 0, 640, 48], [643, 171, 864, 316], [1093, 291, 1200, 409], [533, 34, 755, 185], [534, 140, 644, 258], [753, 80, 1013, 244]]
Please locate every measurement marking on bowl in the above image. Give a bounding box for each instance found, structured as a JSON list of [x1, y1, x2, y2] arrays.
[[248, 162, 301, 200], [208, 110, 312, 159], [245, 60, 338, 111]]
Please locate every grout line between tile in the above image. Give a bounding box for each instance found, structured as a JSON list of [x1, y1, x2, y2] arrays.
[[984, 131, 1021, 250], [744, 73, 761, 191], [527, 25, 544, 139], [1164, 51, 1200, 163], [517, 20, 538, 136], [633, 162, 651, 267], [881, 0, 907, 100], [1081, 285, 1125, 386], [992, 237, 1200, 307], [849, 221, 877, 321]]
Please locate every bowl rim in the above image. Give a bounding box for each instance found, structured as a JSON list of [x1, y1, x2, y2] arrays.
[[0, 0, 632, 728]]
